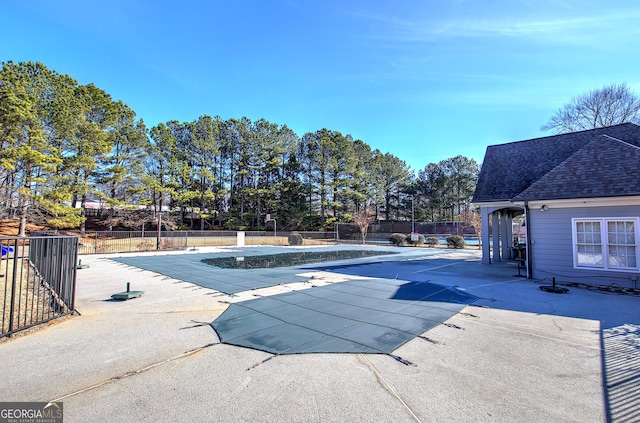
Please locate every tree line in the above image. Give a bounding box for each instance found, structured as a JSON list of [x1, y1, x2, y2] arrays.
[[0, 61, 480, 236]]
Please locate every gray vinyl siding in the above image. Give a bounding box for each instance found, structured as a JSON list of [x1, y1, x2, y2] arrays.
[[530, 205, 640, 288]]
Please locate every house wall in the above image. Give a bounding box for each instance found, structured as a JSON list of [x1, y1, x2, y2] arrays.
[[530, 204, 640, 289]]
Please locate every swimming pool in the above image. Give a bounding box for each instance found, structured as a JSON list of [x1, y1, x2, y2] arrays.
[[201, 249, 396, 269]]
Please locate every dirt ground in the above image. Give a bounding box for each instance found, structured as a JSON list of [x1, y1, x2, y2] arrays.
[[0, 219, 49, 237]]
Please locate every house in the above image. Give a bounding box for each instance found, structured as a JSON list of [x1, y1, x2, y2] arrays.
[[472, 123, 640, 289]]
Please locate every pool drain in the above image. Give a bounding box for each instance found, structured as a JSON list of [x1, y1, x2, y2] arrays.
[[111, 283, 144, 300]]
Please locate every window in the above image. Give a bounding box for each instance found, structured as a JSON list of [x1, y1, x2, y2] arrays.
[[573, 218, 639, 271]]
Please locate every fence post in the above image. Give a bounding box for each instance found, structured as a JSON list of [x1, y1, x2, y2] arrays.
[[156, 213, 162, 250], [70, 237, 78, 311], [8, 238, 19, 334]]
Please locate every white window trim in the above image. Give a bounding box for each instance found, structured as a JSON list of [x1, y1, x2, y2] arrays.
[[572, 217, 640, 272]]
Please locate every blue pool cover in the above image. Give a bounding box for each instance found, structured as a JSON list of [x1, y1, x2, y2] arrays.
[[112, 252, 312, 295], [211, 278, 477, 355], [111, 248, 398, 295], [113, 249, 478, 355]]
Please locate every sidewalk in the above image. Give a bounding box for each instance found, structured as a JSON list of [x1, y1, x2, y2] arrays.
[[1, 248, 637, 422]]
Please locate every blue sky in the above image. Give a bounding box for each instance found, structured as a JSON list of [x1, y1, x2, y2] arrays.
[[3, 0, 640, 172]]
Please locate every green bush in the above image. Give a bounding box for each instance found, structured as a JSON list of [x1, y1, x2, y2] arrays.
[[426, 236, 440, 247], [406, 234, 424, 245], [288, 232, 304, 246], [389, 233, 407, 246], [446, 235, 465, 249]]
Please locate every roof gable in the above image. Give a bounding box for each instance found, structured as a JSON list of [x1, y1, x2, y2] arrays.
[[513, 135, 640, 200], [472, 123, 640, 203]]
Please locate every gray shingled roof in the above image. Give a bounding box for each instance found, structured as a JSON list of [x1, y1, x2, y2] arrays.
[[472, 123, 640, 203]]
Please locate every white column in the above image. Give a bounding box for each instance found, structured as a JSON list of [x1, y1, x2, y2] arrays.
[[492, 211, 501, 262], [505, 213, 514, 259], [501, 212, 511, 260], [482, 207, 491, 264]]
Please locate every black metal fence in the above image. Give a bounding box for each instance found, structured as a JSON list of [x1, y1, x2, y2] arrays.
[[32, 230, 338, 255], [1, 236, 78, 337]]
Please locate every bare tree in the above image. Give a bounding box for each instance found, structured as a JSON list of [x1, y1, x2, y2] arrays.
[[102, 209, 178, 232], [541, 83, 640, 134], [353, 205, 374, 245]]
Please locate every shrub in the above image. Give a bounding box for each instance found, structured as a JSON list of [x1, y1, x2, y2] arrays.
[[426, 236, 440, 247], [288, 232, 304, 246], [446, 235, 465, 249], [406, 234, 424, 245], [389, 233, 407, 246]]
